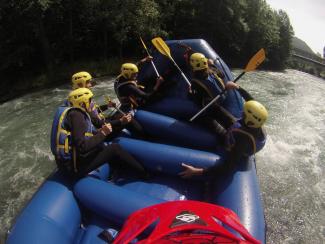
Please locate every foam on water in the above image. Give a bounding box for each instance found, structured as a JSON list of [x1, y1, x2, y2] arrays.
[[240, 69, 325, 243]]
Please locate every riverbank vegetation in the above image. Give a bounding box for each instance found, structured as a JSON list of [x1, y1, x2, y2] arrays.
[[0, 0, 294, 102]]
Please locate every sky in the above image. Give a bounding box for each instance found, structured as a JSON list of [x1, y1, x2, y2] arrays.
[[266, 0, 325, 55]]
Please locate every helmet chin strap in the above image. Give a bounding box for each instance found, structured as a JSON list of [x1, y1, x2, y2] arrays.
[[246, 121, 255, 127], [80, 102, 90, 113], [131, 73, 138, 80]]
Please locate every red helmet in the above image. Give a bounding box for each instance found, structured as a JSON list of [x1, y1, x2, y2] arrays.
[[113, 201, 261, 244]]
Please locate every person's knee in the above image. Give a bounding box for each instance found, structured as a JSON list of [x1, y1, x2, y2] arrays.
[[109, 143, 123, 152]]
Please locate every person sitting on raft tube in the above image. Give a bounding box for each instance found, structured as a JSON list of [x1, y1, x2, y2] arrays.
[[188, 53, 239, 134], [71, 71, 132, 130], [114, 58, 164, 113], [53, 87, 148, 178], [180, 98, 268, 178]]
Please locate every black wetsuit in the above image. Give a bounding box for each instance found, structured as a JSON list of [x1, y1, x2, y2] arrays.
[[64, 109, 146, 178], [114, 76, 160, 138], [202, 88, 266, 177], [203, 125, 266, 177], [191, 70, 236, 132], [114, 76, 156, 113]]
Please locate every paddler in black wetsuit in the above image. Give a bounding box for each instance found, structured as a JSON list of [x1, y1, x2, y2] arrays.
[[54, 87, 147, 178], [114, 57, 164, 113], [187, 52, 240, 135], [179, 86, 268, 178], [113, 58, 164, 138]]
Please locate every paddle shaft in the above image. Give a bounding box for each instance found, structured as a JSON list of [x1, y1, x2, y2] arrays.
[[140, 37, 160, 78], [216, 57, 230, 80], [143, 48, 160, 78], [233, 71, 245, 82], [169, 56, 192, 87], [152, 37, 191, 88], [190, 89, 226, 122], [189, 70, 246, 122], [113, 105, 126, 116], [150, 60, 160, 78], [105, 96, 126, 115]]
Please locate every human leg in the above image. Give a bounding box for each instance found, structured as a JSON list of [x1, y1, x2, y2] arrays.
[[77, 143, 146, 177]]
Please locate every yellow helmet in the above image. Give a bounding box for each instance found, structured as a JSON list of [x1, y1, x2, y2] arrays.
[[190, 53, 208, 71], [68, 88, 93, 112], [72, 71, 92, 89], [121, 63, 139, 79], [243, 100, 268, 128]]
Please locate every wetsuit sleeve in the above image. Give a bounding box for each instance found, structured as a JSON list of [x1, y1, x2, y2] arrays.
[[202, 157, 236, 177], [68, 110, 106, 154], [125, 84, 154, 99], [238, 87, 254, 101], [202, 151, 244, 177], [90, 112, 122, 130], [90, 112, 104, 128], [136, 58, 148, 68], [202, 133, 251, 177], [105, 118, 122, 128]]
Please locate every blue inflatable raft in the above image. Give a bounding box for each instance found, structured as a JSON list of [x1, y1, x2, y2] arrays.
[[6, 39, 266, 243]]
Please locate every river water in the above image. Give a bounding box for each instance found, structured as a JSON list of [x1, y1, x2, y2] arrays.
[[0, 70, 324, 243]]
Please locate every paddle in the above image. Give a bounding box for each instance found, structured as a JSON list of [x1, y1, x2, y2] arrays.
[[233, 48, 265, 82], [151, 37, 192, 88], [139, 37, 160, 78], [189, 48, 266, 122], [104, 95, 126, 115]]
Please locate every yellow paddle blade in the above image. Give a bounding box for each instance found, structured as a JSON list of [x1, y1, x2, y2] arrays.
[[244, 48, 265, 72], [104, 95, 111, 103], [151, 37, 172, 59]]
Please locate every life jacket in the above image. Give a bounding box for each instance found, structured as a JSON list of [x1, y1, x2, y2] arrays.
[[114, 76, 141, 111], [50, 106, 95, 172], [191, 69, 226, 106], [225, 120, 266, 156]]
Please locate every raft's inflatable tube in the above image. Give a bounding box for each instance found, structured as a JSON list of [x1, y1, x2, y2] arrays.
[[143, 90, 243, 120], [134, 110, 220, 150], [143, 98, 200, 120], [114, 137, 222, 175], [139, 39, 234, 87], [74, 177, 164, 226], [213, 157, 266, 242], [87, 164, 110, 180], [6, 173, 81, 244]]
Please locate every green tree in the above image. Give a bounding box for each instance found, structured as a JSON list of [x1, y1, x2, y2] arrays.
[[100, 0, 162, 57], [271, 10, 294, 69], [0, 0, 295, 102]]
